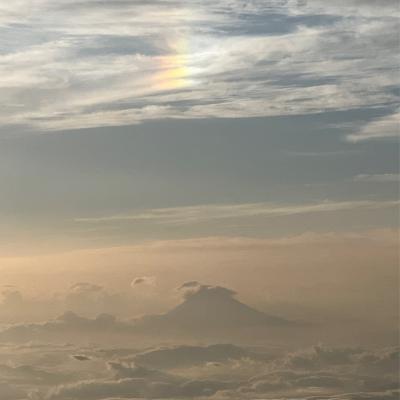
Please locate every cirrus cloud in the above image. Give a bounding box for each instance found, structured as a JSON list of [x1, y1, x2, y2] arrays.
[[0, 0, 398, 132]]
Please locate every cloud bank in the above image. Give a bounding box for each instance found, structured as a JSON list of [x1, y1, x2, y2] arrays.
[[0, 340, 397, 400]]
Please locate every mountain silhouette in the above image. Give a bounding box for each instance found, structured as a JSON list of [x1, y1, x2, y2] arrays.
[[0, 283, 296, 343], [134, 283, 292, 334]]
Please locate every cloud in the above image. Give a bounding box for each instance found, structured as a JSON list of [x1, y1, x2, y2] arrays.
[[75, 199, 399, 225], [177, 282, 237, 300], [71, 355, 91, 362], [0, 337, 398, 400], [178, 281, 201, 289], [132, 343, 268, 370], [46, 364, 239, 400], [131, 276, 157, 288], [0, 288, 23, 308], [0, 382, 26, 400], [0, 362, 74, 386], [282, 345, 361, 370], [297, 0, 400, 18], [354, 347, 400, 375], [0, 281, 293, 344], [69, 283, 103, 294], [46, 359, 238, 399], [347, 110, 400, 142], [0, 1, 398, 131], [0, 288, 62, 324], [0, 282, 138, 324], [65, 283, 126, 318], [43, 343, 400, 399], [354, 174, 400, 182], [0, 311, 131, 344]]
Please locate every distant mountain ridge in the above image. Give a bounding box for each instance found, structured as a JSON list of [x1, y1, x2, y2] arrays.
[[0, 283, 296, 343]]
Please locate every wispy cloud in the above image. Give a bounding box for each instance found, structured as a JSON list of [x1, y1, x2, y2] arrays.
[[347, 110, 400, 142], [0, 1, 398, 131], [354, 173, 400, 183], [75, 199, 399, 225]]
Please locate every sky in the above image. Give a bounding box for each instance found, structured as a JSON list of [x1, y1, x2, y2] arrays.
[[0, 0, 398, 300], [0, 1, 399, 399]]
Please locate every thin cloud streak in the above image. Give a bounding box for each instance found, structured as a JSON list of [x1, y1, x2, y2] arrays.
[[354, 174, 400, 183], [75, 199, 400, 225], [347, 110, 400, 142]]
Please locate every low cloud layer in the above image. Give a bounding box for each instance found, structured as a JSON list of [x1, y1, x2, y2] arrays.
[[0, 340, 397, 400]]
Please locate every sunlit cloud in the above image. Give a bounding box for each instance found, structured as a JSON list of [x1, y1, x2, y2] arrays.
[[153, 36, 198, 91], [0, 1, 398, 132]]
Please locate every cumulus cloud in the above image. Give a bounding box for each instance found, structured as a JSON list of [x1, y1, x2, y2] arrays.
[[177, 282, 237, 300]]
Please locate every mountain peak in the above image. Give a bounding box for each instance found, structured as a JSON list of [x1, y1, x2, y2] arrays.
[[135, 282, 291, 334]]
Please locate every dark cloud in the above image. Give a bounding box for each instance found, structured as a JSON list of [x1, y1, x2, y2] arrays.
[[71, 355, 91, 362]]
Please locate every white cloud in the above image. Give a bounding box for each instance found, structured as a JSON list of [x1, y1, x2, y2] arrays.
[[75, 199, 399, 225], [0, 1, 398, 131], [131, 276, 157, 288], [347, 110, 400, 142], [354, 173, 400, 182]]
